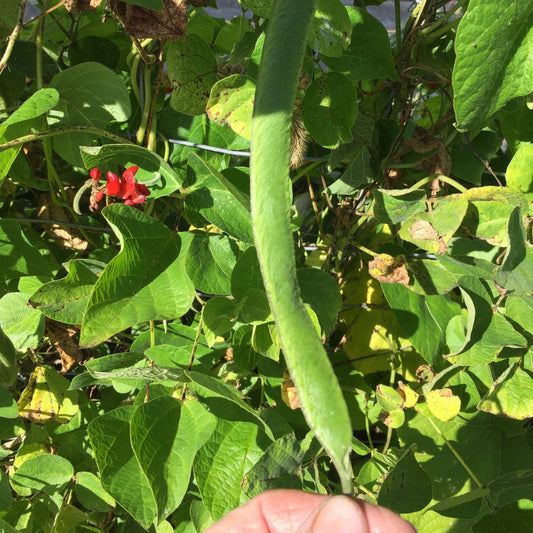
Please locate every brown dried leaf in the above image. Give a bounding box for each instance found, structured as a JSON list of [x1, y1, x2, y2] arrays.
[[38, 190, 88, 251], [46, 320, 84, 374], [281, 370, 301, 410], [368, 254, 410, 286], [409, 219, 438, 241], [109, 0, 187, 40], [64, 0, 102, 14]]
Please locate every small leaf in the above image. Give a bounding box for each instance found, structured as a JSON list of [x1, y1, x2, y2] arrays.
[[301, 71, 357, 148], [477, 361, 533, 420], [17, 365, 79, 425], [202, 297, 238, 346], [506, 143, 533, 194], [372, 189, 426, 224], [167, 34, 218, 116], [309, 0, 351, 57], [207, 75, 255, 140], [368, 254, 410, 286], [376, 384, 404, 411], [425, 388, 461, 422], [11, 453, 73, 492], [29, 259, 103, 325], [75, 471, 116, 512]]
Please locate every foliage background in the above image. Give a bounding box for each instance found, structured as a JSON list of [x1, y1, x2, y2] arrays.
[[1, 0, 533, 531]]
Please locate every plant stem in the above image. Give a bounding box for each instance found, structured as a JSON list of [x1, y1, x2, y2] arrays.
[[0, 0, 27, 75], [394, 0, 402, 51], [0, 126, 135, 152]]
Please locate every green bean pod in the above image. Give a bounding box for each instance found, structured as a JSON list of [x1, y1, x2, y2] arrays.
[[250, 0, 353, 493]]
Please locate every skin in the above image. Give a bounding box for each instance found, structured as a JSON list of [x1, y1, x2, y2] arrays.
[[204, 490, 417, 533]]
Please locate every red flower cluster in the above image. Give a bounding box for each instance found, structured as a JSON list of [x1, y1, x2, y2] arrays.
[[89, 166, 151, 210]]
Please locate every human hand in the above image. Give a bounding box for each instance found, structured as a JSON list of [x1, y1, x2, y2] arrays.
[[204, 489, 416, 533]]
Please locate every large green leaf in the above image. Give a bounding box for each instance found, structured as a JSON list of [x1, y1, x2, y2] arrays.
[[194, 418, 270, 520], [10, 454, 74, 493], [80, 204, 195, 347], [180, 231, 240, 295], [130, 397, 216, 521], [453, 0, 533, 133], [81, 144, 183, 199], [323, 7, 397, 80], [48, 62, 131, 165], [87, 406, 157, 529]]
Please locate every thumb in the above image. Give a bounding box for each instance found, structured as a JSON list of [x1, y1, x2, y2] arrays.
[[306, 495, 416, 533]]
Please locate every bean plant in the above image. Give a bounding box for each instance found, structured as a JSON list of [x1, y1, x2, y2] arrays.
[[1, 0, 533, 532]]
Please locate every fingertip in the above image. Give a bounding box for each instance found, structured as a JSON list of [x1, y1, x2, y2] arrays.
[[311, 496, 417, 533]]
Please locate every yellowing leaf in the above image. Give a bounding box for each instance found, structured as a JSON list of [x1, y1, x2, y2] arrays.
[[281, 370, 301, 410], [18, 365, 79, 424], [425, 388, 461, 422], [398, 381, 419, 408]]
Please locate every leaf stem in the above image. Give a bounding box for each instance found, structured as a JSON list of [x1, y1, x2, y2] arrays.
[[410, 174, 467, 193], [426, 416, 484, 489]]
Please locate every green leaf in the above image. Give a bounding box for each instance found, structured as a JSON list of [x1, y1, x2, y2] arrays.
[[301, 72, 357, 149], [185, 152, 253, 242], [297, 267, 342, 336], [87, 406, 157, 528], [446, 277, 526, 366], [506, 143, 533, 194], [75, 471, 116, 512], [488, 470, 533, 507], [0, 87, 59, 181], [194, 418, 270, 520], [399, 197, 469, 254], [498, 98, 533, 154], [207, 75, 256, 140], [309, 0, 351, 57], [450, 130, 502, 185], [0, 385, 17, 418], [0, 292, 45, 352], [202, 297, 239, 346], [180, 231, 240, 295], [242, 433, 304, 498], [376, 384, 404, 412], [130, 397, 216, 521], [167, 34, 218, 116], [0, 0, 20, 40], [378, 446, 432, 513], [239, 289, 273, 325], [81, 144, 183, 199], [240, 0, 273, 18], [80, 204, 195, 348], [472, 500, 533, 532], [477, 361, 533, 419], [48, 62, 131, 165], [382, 284, 460, 367], [0, 220, 54, 280], [495, 207, 533, 297], [0, 327, 17, 387], [29, 259, 103, 325], [323, 7, 397, 80], [231, 246, 264, 300], [10, 454, 74, 492], [453, 0, 533, 133], [372, 189, 427, 224]]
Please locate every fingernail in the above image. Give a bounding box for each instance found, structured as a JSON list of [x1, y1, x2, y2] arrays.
[[311, 496, 366, 533]]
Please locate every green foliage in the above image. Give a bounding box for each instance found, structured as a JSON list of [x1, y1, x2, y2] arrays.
[[0, 0, 532, 531]]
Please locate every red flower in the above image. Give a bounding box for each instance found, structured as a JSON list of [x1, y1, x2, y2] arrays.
[[105, 171, 121, 196], [90, 168, 102, 181]]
